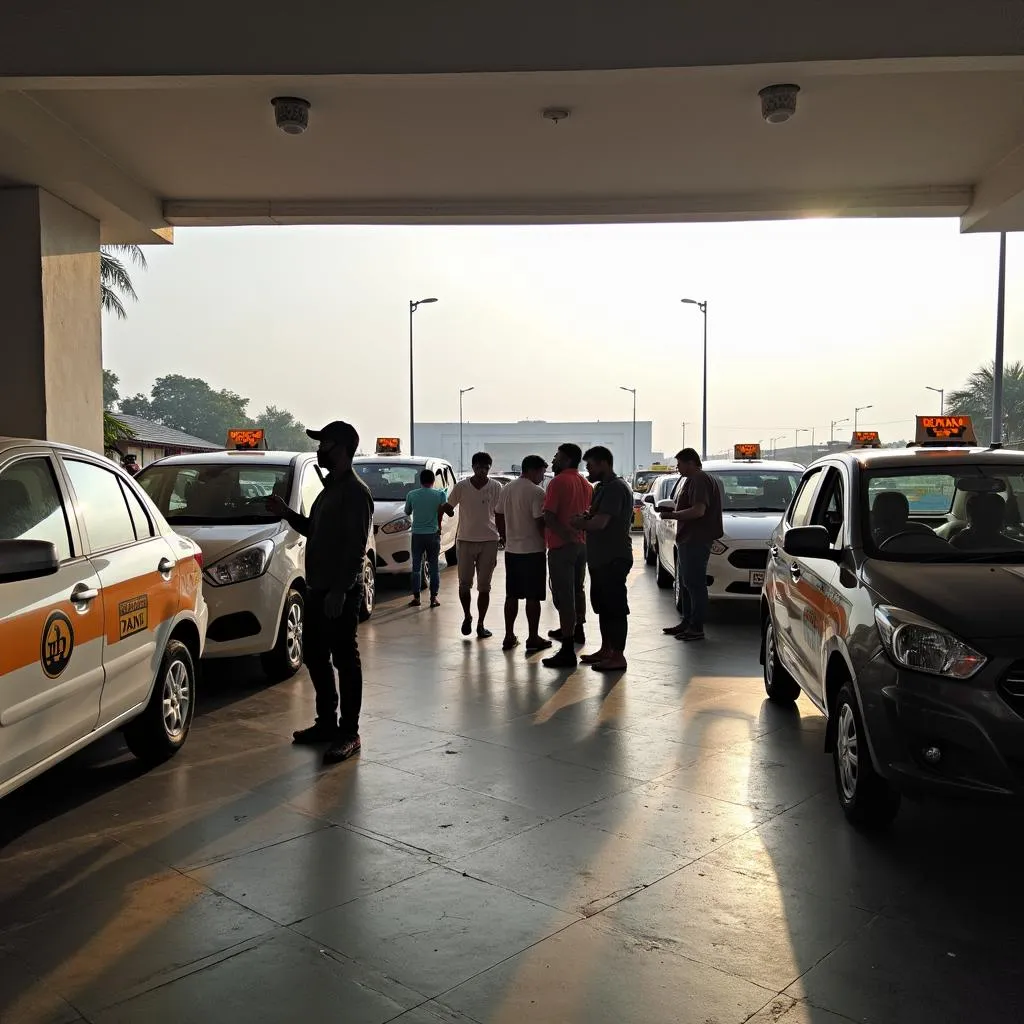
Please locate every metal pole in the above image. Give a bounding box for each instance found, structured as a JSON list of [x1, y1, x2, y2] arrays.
[[632, 390, 637, 480], [459, 390, 464, 476], [701, 302, 708, 460], [992, 232, 1007, 446], [409, 301, 415, 456]]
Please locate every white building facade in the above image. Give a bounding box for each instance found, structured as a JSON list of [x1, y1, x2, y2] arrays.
[[414, 420, 661, 475]]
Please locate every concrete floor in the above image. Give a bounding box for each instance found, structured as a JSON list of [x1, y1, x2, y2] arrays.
[[2, 544, 1023, 1023]]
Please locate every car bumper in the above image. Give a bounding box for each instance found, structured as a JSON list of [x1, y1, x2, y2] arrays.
[[706, 548, 767, 600], [201, 571, 285, 658], [857, 650, 1024, 800], [374, 529, 415, 575]]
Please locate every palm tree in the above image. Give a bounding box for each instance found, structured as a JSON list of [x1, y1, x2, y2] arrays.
[[100, 244, 147, 320], [947, 361, 1024, 444]]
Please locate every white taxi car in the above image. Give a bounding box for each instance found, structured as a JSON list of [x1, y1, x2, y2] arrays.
[[137, 450, 377, 681], [641, 473, 680, 566], [655, 451, 804, 610], [0, 437, 208, 799], [353, 453, 460, 581]]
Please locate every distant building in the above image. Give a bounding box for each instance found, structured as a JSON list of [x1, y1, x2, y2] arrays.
[[112, 413, 221, 467], [414, 420, 662, 475]]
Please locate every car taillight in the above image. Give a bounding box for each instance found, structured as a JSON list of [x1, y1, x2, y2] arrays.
[[193, 549, 204, 570]]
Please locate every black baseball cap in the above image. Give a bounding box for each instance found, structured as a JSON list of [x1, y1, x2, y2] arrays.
[[306, 420, 359, 453]]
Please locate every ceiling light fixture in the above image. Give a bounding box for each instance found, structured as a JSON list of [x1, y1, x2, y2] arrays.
[[758, 84, 800, 124], [271, 96, 311, 135], [542, 107, 571, 124]]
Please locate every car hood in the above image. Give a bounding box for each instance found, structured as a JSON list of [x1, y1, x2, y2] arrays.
[[169, 521, 284, 563], [372, 500, 409, 527], [863, 559, 1024, 640], [721, 512, 784, 542]]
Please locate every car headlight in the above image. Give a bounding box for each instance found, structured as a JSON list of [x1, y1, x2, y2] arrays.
[[874, 605, 986, 680], [204, 540, 274, 587], [710, 540, 728, 556], [380, 516, 412, 535]]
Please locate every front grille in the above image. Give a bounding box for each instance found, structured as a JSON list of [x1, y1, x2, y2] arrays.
[[1000, 661, 1024, 718], [728, 549, 768, 570]]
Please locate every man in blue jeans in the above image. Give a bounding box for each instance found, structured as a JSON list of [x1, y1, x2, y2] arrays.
[[660, 448, 723, 642], [404, 469, 447, 607]]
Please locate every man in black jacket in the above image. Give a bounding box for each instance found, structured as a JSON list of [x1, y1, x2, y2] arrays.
[[268, 420, 373, 763]]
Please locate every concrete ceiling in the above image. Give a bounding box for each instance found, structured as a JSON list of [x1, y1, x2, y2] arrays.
[[1, 1, 1023, 242]]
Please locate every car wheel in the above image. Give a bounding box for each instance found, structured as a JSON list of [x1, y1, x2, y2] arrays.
[[833, 682, 901, 829], [359, 556, 377, 622], [445, 544, 458, 567], [656, 552, 673, 589], [673, 564, 683, 613], [262, 589, 305, 681], [763, 614, 801, 704], [644, 535, 657, 566], [124, 638, 195, 766]]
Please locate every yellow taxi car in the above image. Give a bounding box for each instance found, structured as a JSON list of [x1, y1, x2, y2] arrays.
[[0, 437, 208, 799]]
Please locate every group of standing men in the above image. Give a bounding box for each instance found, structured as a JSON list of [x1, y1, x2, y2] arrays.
[[402, 442, 635, 673]]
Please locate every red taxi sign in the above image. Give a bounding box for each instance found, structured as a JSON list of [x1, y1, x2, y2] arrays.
[[375, 436, 401, 455], [915, 415, 977, 447], [850, 431, 881, 449], [733, 443, 761, 461], [227, 428, 266, 450]]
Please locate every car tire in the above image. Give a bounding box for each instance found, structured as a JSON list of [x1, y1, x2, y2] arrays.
[[359, 557, 377, 622], [763, 614, 801, 704], [124, 638, 195, 766], [644, 535, 657, 566], [833, 682, 901, 829], [445, 544, 458, 567], [656, 553, 673, 589], [262, 589, 305, 681], [673, 565, 684, 613]]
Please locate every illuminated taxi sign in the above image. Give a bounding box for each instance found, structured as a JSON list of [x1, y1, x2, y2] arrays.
[[733, 443, 761, 461], [227, 428, 266, 450], [850, 431, 881, 449], [915, 415, 977, 447], [375, 436, 401, 455]]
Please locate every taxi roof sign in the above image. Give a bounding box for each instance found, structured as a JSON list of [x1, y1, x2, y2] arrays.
[[375, 437, 401, 455], [850, 430, 882, 449], [734, 443, 761, 461], [226, 428, 266, 450], [915, 415, 977, 447]]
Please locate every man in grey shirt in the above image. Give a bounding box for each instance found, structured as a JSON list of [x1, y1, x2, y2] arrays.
[[268, 420, 373, 763], [570, 446, 634, 672]]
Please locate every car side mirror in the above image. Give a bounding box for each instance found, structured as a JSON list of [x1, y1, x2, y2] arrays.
[[643, 494, 656, 505], [783, 526, 838, 560], [657, 499, 676, 513], [0, 539, 60, 583]]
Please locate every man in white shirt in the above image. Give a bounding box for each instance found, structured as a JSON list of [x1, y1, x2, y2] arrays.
[[495, 455, 551, 653], [440, 452, 503, 639]]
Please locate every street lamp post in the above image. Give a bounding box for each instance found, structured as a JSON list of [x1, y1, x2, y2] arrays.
[[831, 417, 849, 442], [771, 434, 786, 458], [620, 386, 637, 481], [681, 298, 708, 459], [408, 297, 438, 455], [795, 428, 808, 449], [458, 386, 474, 476], [925, 386, 945, 415], [854, 405, 873, 433]]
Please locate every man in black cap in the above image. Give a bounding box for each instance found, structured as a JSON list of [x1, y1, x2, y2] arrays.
[[268, 420, 373, 763]]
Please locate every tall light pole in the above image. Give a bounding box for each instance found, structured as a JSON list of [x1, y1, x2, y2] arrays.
[[771, 434, 786, 458], [620, 386, 637, 480], [925, 386, 945, 415], [831, 417, 849, 442], [795, 428, 808, 449], [458, 386, 474, 476], [409, 297, 438, 455], [993, 231, 1007, 446], [681, 298, 708, 459], [854, 405, 873, 433]]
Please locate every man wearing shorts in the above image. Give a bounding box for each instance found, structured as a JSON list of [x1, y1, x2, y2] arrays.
[[440, 452, 502, 639], [542, 443, 593, 669], [495, 455, 551, 653]]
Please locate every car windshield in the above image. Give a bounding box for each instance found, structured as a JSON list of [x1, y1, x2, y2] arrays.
[[633, 471, 668, 494], [137, 463, 292, 524], [708, 469, 802, 512], [863, 464, 1024, 562], [354, 462, 424, 501]]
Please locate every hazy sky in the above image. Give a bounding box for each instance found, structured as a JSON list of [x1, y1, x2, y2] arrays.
[[102, 219, 1021, 457]]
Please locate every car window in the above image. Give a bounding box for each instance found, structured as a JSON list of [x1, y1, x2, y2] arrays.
[[301, 465, 324, 513], [354, 461, 422, 501], [121, 481, 155, 539], [708, 469, 802, 512], [138, 463, 292, 524], [64, 459, 137, 552], [812, 469, 845, 547], [0, 456, 73, 560], [788, 469, 823, 527]]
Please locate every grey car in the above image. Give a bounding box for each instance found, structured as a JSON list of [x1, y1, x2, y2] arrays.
[[761, 425, 1024, 827]]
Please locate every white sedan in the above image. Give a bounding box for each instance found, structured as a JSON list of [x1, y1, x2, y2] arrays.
[[655, 460, 804, 609]]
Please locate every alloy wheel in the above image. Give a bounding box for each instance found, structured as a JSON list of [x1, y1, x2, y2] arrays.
[[162, 658, 191, 740], [286, 600, 303, 667], [837, 702, 859, 801]]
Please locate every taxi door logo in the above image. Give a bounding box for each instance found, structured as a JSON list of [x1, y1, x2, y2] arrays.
[[118, 595, 149, 640], [40, 611, 74, 678]]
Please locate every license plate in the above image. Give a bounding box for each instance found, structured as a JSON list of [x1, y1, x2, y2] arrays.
[[749, 571, 765, 587]]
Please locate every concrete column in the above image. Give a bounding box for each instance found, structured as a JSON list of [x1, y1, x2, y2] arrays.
[[0, 188, 102, 452]]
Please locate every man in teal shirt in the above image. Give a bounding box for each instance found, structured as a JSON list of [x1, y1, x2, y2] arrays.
[[404, 469, 448, 607]]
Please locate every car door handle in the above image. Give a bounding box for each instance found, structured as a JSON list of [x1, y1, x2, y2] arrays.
[[70, 583, 99, 604], [157, 557, 175, 575]]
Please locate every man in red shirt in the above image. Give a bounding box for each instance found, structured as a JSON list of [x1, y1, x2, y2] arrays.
[[541, 443, 593, 669]]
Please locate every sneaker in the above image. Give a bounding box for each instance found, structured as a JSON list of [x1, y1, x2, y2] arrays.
[[292, 723, 337, 745], [663, 621, 690, 635], [430, 596, 441, 608], [548, 628, 564, 640], [477, 627, 493, 640], [542, 646, 578, 669], [323, 735, 361, 764], [525, 637, 553, 652], [461, 617, 473, 636], [676, 629, 706, 642], [592, 656, 628, 672], [502, 636, 520, 651], [408, 597, 422, 608], [580, 649, 610, 664]]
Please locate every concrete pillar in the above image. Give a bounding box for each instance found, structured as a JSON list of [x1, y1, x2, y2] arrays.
[[0, 188, 102, 452]]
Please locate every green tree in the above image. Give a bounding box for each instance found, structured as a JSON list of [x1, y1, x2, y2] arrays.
[[947, 361, 1024, 443], [254, 405, 315, 451], [129, 374, 252, 444], [101, 245, 147, 320], [103, 369, 121, 411]]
